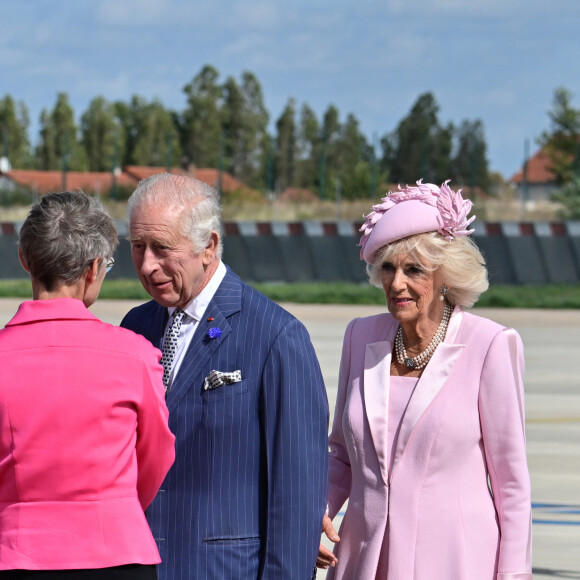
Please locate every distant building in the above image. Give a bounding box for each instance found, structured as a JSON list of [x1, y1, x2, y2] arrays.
[[124, 166, 251, 195], [509, 148, 557, 202], [0, 165, 253, 197], [0, 169, 135, 196]]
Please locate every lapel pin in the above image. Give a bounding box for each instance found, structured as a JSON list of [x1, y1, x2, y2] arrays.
[[207, 317, 214, 321], [207, 327, 222, 339]]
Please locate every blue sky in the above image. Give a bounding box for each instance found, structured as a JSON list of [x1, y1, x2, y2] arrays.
[[1, 0, 579, 179]]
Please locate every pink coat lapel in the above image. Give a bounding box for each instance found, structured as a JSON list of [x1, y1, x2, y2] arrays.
[[363, 307, 467, 484], [391, 342, 465, 474], [392, 307, 465, 475], [363, 339, 393, 486]]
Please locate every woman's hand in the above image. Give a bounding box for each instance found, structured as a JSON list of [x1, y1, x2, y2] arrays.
[[316, 513, 340, 569]]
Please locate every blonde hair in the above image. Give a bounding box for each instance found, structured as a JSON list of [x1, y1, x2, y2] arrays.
[[367, 232, 489, 309]]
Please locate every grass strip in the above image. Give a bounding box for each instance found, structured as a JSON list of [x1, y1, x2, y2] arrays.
[[0, 279, 579, 309]]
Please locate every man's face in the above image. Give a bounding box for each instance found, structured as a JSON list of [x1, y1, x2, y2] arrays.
[[129, 203, 217, 309]]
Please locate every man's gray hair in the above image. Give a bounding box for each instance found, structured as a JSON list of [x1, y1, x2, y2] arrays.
[[127, 173, 223, 258], [19, 191, 118, 292]]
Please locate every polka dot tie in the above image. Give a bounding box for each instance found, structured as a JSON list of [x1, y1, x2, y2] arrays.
[[160, 308, 185, 393]]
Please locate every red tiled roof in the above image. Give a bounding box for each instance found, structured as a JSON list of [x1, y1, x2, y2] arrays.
[[191, 168, 249, 193], [510, 149, 556, 184], [2, 166, 253, 196], [121, 166, 249, 193], [123, 166, 185, 181], [5, 169, 135, 194]]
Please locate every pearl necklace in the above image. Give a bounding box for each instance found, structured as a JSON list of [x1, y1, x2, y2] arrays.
[[395, 303, 453, 370]]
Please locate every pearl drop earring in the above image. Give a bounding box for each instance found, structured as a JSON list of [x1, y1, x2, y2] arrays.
[[440, 284, 449, 301]]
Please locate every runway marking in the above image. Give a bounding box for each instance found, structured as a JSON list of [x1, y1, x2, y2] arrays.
[[533, 520, 580, 526], [532, 502, 580, 526], [526, 417, 580, 424]]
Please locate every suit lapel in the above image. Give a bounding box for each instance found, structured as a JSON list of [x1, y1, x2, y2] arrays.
[[147, 303, 170, 350], [165, 268, 243, 412]]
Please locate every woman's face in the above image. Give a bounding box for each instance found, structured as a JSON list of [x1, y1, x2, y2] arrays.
[[380, 252, 443, 328]]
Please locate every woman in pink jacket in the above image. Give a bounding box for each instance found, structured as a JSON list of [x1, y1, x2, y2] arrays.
[[0, 192, 175, 579], [317, 181, 532, 579]]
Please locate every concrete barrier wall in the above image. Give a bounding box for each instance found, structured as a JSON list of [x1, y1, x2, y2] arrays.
[[2, 220, 580, 285]]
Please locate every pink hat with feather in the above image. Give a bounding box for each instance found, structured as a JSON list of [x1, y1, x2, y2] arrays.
[[358, 180, 476, 264]]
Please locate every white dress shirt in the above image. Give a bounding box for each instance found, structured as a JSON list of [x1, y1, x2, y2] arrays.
[[162, 260, 227, 387]]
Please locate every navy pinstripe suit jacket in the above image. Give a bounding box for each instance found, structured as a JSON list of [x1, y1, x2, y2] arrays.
[[121, 266, 329, 580]]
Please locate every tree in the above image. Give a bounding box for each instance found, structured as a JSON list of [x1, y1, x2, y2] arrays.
[[221, 72, 269, 188], [0, 95, 31, 168], [343, 161, 373, 201], [538, 87, 580, 184], [451, 120, 490, 191], [222, 76, 244, 178], [80, 96, 118, 172], [112, 99, 135, 168], [551, 175, 580, 219], [318, 105, 341, 199], [36, 93, 87, 171], [275, 99, 297, 192], [36, 109, 57, 170], [335, 113, 372, 200], [538, 88, 580, 217], [263, 134, 276, 193], [382, 92, 452, 184], [239, 72, 269, 187], [431, 122, 454, 184], [182, 65, 222, 169], [131, 98, 180, 168], [52, 93, 87, 171], [296, 103, 321, 190]]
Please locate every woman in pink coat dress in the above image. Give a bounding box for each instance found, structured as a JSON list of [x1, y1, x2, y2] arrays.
[[0, 192, 175, 580], [317, 181, 532, 579]]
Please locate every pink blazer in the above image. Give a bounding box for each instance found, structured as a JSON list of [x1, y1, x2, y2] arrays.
[[327, 306, 532, 580], [0, 298, 175, 570]]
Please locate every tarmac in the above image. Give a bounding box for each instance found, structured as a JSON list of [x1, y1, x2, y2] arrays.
[[1, 299, 578, 578]]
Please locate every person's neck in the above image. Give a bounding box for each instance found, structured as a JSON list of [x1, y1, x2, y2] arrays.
[[399, 307, 446, 352], [196, 259, 221, 295], [32, 280, 83, 301]]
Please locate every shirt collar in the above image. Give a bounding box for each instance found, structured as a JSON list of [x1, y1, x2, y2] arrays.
[[168, 260, 227, 322], [6, 298, 98, 327]]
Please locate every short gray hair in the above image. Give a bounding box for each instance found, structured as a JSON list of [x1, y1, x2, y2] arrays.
[[367, 232, 489, 309], [19, 191, 118, 292], [127, 173, 223, 258]]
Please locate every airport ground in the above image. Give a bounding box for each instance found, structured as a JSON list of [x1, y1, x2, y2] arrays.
[[1, 300, 578, 579]]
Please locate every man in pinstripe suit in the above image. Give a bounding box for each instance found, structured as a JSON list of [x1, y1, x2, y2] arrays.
[[121, 173, 329, 580]]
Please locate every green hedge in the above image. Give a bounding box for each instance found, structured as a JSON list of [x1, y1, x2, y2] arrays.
[[1, 279, 579, 308]]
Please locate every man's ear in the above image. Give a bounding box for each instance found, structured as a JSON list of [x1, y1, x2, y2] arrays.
[[18, 247, 30, 273], [202, 232, 220, 266]]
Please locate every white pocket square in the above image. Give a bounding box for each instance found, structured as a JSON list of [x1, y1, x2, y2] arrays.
[[203, 369, 242, 391]]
